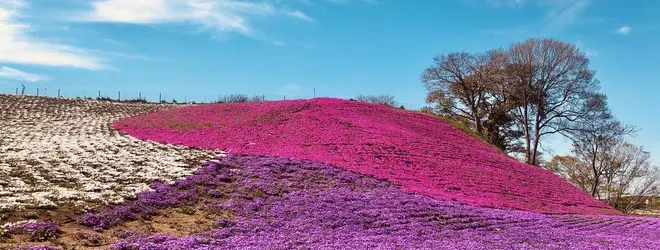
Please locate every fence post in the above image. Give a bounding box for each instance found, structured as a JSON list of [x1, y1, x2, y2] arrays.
[[118, 91, 121, 101], [20, 84, 25, 95], [58, 89, 61, 98], [313, 88, 316, 98], [36, 88, 39, 96], [284, 95, 286, 100], [15, 88, 18, 95], [139, 92, 142, 100], [159, 93, 162, 103]]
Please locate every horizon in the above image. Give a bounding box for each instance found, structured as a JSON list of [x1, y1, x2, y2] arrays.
[[1, 0, 658, 165]]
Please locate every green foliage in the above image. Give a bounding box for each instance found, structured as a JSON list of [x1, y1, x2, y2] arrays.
[[441, 116, 488, 144], [180, 206, 197, 215], [419, 110, 489, 144]]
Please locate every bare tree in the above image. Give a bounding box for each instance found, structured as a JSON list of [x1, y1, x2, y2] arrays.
[[422, 50, 522, 153], [355, 95, 398, 107], [600, 142, 660, 213], [217, 94, 249, 103], [422, 52, 493, 135], [572, 115, 636, 197], [550, 141, 659, 213], [547, 155, 593, 193], [507, 38, 602, 165], [419, 106, 435, 114], [250, 95, 265, 102]]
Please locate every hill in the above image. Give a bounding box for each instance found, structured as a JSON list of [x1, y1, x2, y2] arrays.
[[4, 95, 660, 249], [114, 98, 617, 215]]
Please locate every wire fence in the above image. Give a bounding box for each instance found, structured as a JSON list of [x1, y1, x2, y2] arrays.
[[0, 86, 320, 104], [0, 85, 419, 109]]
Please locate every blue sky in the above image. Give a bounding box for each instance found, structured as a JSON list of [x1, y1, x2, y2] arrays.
[[0, 0, 658, 163]]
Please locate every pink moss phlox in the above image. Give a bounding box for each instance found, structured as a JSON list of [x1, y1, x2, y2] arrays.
[[113, 98, 619, 215]]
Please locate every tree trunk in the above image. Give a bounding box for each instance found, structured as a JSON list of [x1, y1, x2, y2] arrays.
[[522, 106, 532, 164], [531, 138, 539, 166], [531, 114, 541, 165], [590, 142, 600, 197], [475, 116, 484, 136]]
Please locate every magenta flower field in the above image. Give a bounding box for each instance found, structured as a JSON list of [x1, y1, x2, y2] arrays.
[[114, 98, 617, 215]]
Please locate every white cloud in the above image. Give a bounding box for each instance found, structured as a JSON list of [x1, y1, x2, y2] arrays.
[[273, 41, 286, 46], [0, 66, 46, 82], [285, 10, 314, 22], [617, 26, 631, 35], [0, 0, 104, 70], [81, 0, 311, 35]]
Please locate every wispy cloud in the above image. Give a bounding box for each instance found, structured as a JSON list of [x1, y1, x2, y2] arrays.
[[80, 0, 312, 36], [575, 40, 597, 57], [279, 0, 376, 5], [616, 26, 632, 35], [285, 10, 314, 22], [483, 0, 592, 36], [0, 66, 47, 82], [273, 41, 286, 46], [0, 0, 104, 70], [327, 0, 377, 3], [541, 0, 590, 35]]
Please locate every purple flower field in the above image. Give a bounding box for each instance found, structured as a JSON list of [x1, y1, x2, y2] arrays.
[[16, 155, 659, 249]]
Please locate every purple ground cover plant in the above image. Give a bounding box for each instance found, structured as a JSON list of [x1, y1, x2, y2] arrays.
[[2, 221, 60, 242], [73, 155, 660, 249], [15, 246, 61, 250]]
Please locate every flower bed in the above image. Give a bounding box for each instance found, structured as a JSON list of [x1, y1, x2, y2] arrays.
[[0, 94, 220, 211], [11, 155, 660, 249], [114, 98, 618, 214]]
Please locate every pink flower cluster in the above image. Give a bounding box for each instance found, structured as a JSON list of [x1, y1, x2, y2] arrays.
[[114, 98, 619, 215]]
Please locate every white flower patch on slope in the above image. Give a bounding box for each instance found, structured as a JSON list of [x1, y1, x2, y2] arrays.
[[0, 95, 221, 211]]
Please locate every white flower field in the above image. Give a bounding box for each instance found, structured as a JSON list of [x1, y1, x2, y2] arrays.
[[0, 94, 221, 212]]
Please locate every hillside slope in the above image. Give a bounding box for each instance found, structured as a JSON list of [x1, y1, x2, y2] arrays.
[[114, 98, 618, 215]]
